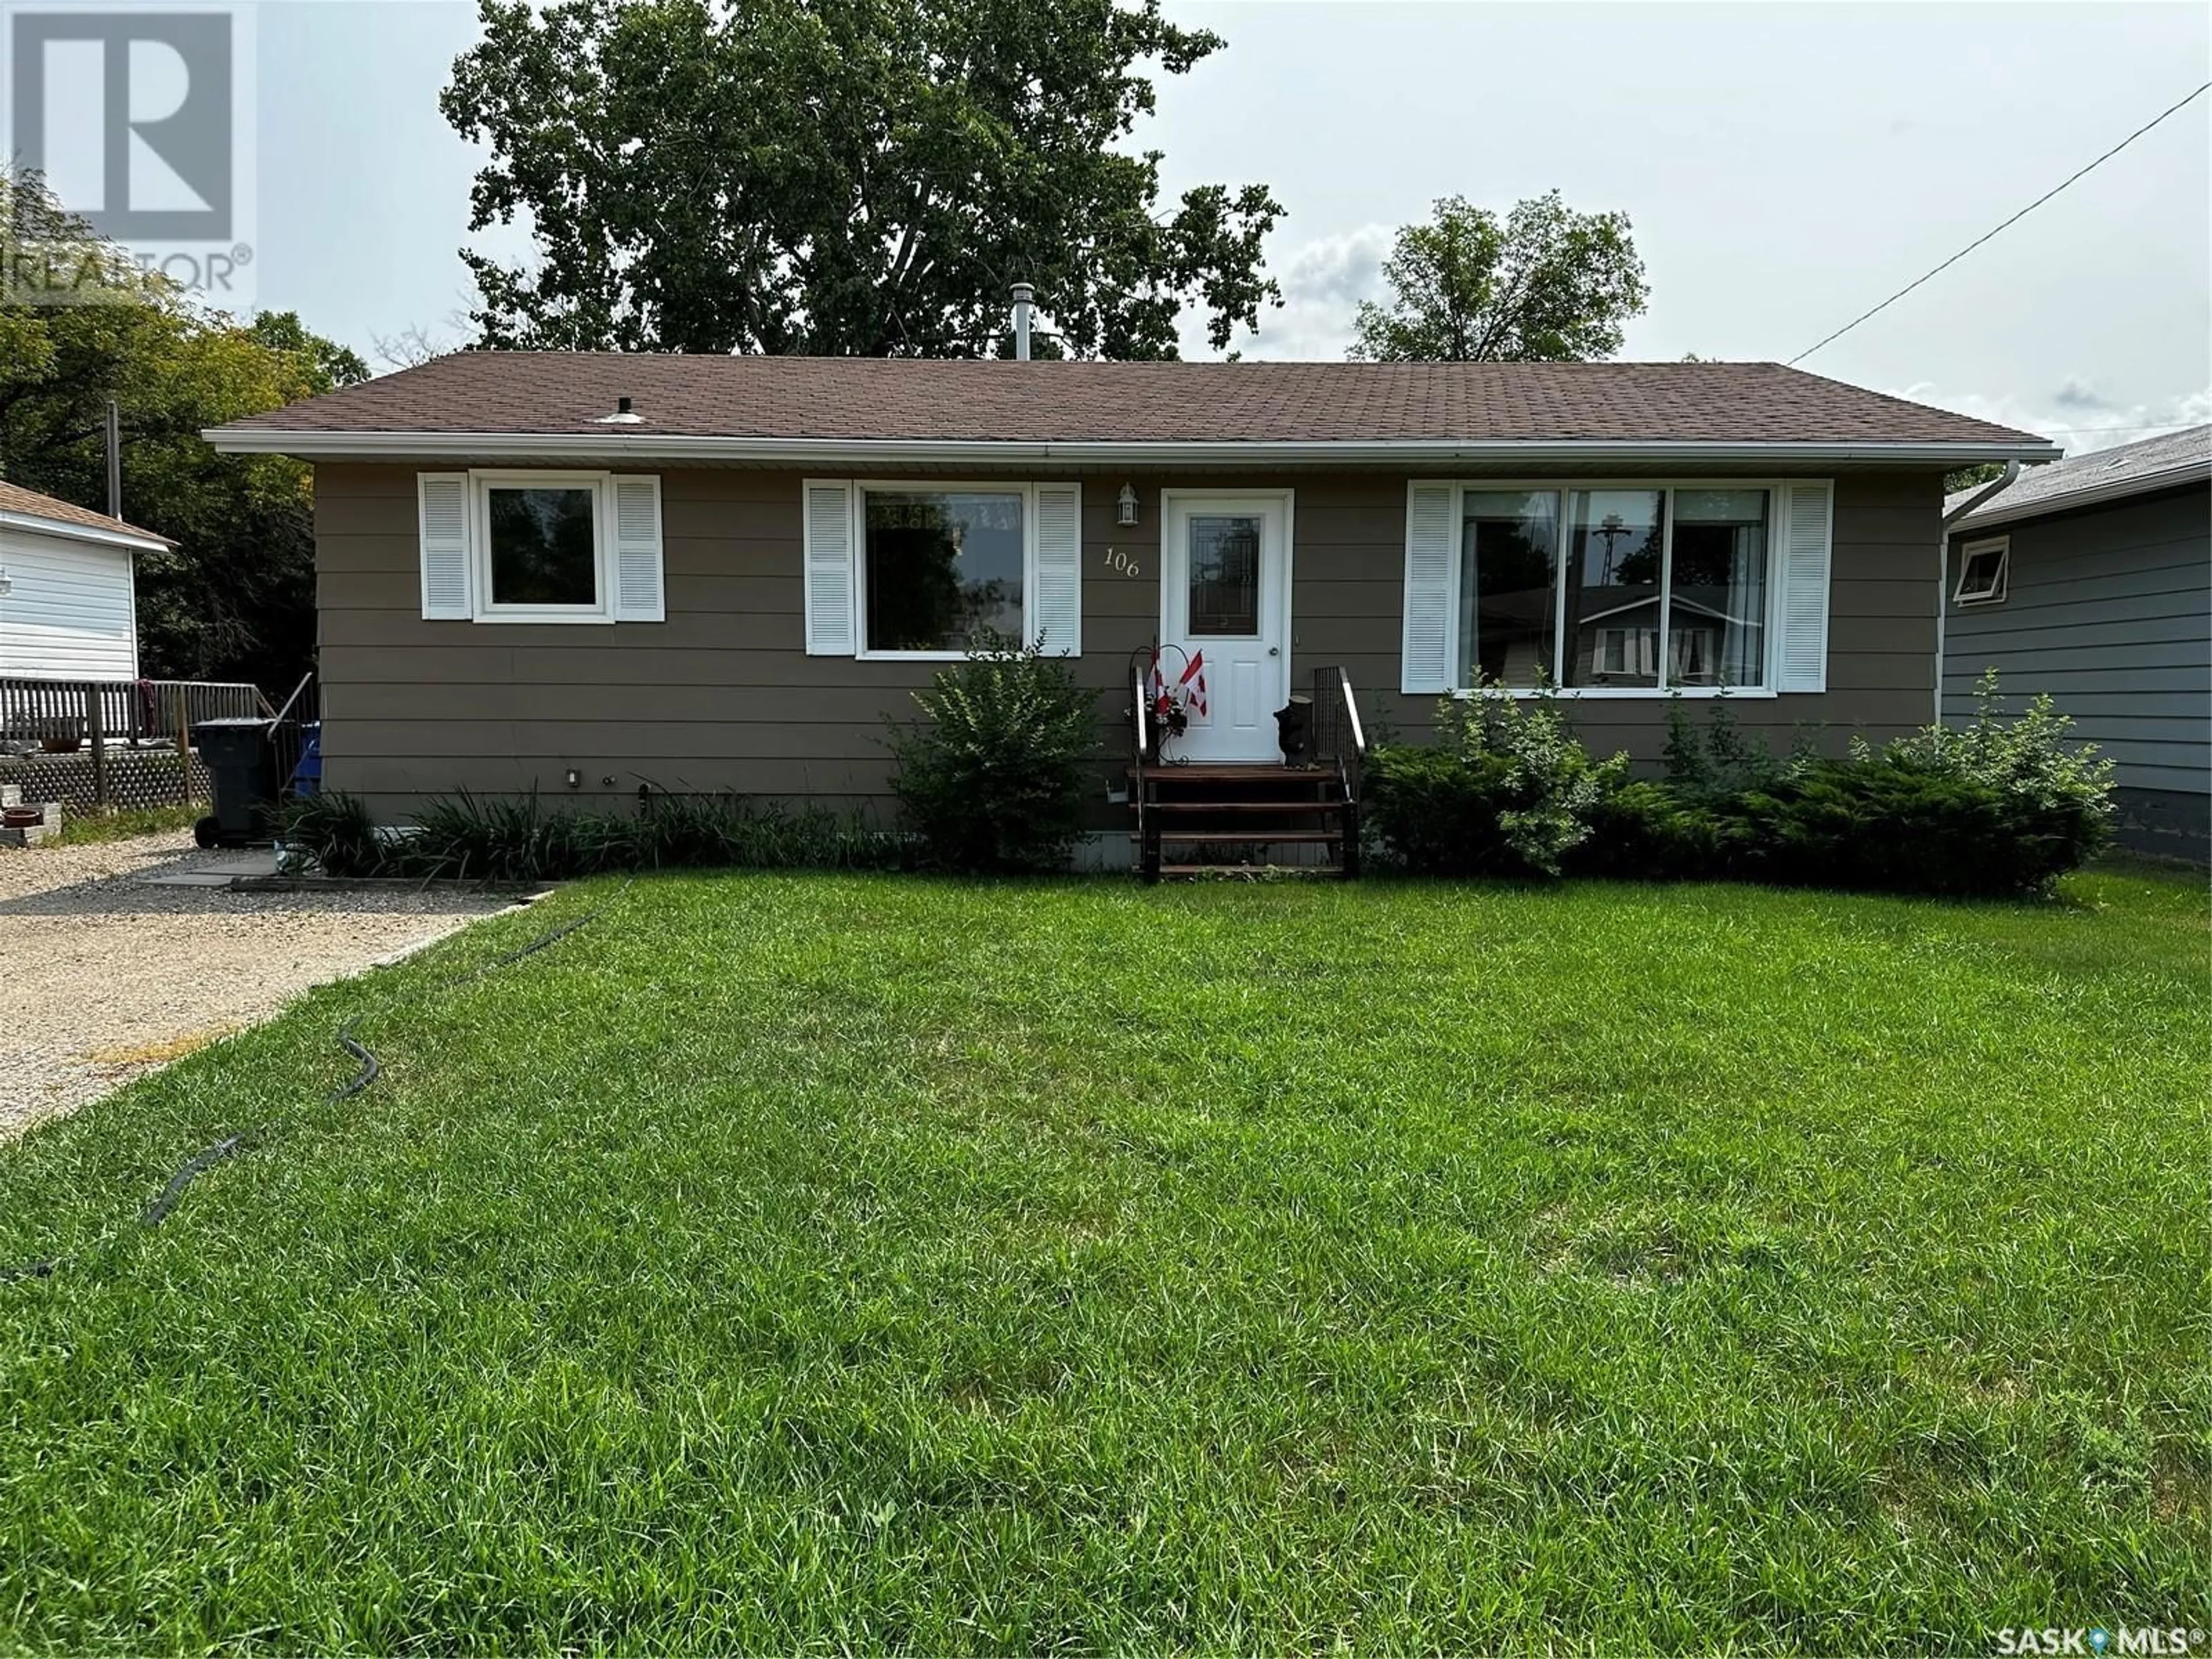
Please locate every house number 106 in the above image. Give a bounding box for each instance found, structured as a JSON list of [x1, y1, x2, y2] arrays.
[[1103, 547, 1141, 577]]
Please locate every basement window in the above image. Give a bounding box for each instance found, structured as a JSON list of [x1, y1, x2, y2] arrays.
[[1954, 537, 2010, 606]]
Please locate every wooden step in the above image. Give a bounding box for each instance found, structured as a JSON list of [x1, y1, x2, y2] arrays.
[[1133, 829, 1342, 843], [1128, 763, 1330, 782], [1148, 799, 1340, 815]]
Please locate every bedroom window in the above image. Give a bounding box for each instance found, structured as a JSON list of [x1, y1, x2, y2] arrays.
[[482, 480, 601, 612], [1954, 537, 2009, 605], [801, 479, 1082, 660], [862, 488, 1025, 654], [415, 471, 664, 625]]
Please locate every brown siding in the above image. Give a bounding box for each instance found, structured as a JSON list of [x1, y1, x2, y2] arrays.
[[314, 465, 1941, 815]]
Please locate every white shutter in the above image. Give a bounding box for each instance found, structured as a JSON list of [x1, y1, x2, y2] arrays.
[[418, 473, 472, 620], [1775, 480, 1834, 692], [1400, 481, 1456, 693], [803, 480, 857, 656], [609, 475, 665, 622], [1030, 483, 1082, 656]]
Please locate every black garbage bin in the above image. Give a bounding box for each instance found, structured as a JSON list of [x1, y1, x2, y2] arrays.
[[192, 717, 276, 849]]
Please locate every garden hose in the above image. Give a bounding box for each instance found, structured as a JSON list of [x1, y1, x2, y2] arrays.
[[1, 885, 624, 1287]]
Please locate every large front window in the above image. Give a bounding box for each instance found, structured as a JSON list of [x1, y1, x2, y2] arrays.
[[863, 488, 1025, 654], [1454, 483, 1773, 692], [1564, 488, 1665, 689], [1459, 490, 1559, 685]]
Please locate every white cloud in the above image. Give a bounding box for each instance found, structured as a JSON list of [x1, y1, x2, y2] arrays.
[[1891, 381, 2212, 457], [1187, 222, 1393, 361]]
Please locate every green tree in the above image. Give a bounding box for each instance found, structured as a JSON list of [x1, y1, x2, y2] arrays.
[[1, 170, 365, 690], [442, 0, 1284, 358], [1349, 192, 1648, 363], [1944, 461, 2006, 495]]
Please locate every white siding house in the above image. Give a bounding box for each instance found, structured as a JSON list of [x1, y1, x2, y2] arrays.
[[0, 482, 169, 680]]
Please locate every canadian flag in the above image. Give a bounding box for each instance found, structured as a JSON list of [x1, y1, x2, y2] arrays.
[[1179, 649, 1209, 719]]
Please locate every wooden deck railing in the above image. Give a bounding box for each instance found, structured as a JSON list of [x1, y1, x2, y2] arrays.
[[0, 676, 274, 813]]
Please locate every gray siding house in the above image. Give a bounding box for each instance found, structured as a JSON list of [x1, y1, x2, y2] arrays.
[[206, 356, 2056, 838], [1944, 425, 2210, 857]]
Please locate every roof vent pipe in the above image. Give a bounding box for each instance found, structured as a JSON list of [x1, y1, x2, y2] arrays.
[[594, 396, 644, 426], [1010, 283, 1034, 361]]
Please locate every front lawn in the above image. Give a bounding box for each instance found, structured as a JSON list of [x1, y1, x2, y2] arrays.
[[1, 867, 2204, 1651]]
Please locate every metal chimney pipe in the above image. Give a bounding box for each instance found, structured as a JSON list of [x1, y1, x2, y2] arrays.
[[1010, 282, 1034, 361]]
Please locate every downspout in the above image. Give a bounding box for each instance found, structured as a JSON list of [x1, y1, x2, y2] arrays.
[[1934, 460, 2020, 725]]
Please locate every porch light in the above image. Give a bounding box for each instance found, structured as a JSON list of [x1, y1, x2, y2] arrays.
[[1116, 483, 1138, 527]]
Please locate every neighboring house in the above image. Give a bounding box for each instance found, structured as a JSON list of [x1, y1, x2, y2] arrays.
[[1944, 424, 2211, 858], [0, 481, 168, 681], [204, 356, 2056, 839]]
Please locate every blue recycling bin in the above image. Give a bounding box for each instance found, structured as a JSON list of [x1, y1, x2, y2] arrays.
[[289, 721, 323, 796]]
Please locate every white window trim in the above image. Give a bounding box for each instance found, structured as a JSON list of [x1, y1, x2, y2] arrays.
[[1438, 477, 1801, 700], [850, 479, 1040, 661], [1953, 536, 2010, 607], [470, 469, 616, 624]]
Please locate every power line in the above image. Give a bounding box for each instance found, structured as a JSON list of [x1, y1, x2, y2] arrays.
[[1789, 81, 2211, 366]]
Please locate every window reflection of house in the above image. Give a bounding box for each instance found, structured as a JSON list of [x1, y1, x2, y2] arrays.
[[863, 490, 1025, 653], [1457, 485, 1770, 691]]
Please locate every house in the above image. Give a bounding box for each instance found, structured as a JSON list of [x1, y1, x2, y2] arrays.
[[204, 355, 2056, 857], [1944, 424, 2210, 858], [0, 480, 167, 681]]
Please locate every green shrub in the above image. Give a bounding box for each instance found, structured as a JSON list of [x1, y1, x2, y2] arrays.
[[1726, 760, 2095, 896], [279, 791, 382, 876], [1378, 671, 2108, 896], [1364, 745, 1525, 877], [1569, 778, 1725, 881], [1368, 679, 1626, 876], [281, 789, 905, 882], [886, 632, 1099, 873], [1661, 694, 1790, 802], [1881, 668, 2115, 852], [635, 792, 910, 873]]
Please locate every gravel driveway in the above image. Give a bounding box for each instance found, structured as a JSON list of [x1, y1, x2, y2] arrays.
[[1, 832, 509, 1140]]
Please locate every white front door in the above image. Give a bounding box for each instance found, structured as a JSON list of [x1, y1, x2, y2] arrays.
[[1159, 493, 1291, 763]]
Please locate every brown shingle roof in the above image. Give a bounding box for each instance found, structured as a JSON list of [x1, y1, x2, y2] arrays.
[[212, 354, 2051, 450], [0, 479, 170, 544]]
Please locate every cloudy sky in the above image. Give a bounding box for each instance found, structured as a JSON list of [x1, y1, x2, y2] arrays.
[[238, 1, 2212, 454]]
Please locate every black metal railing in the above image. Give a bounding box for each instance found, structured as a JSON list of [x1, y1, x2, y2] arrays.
[[1130, 662, 1153, 879], [1310, 665, 1366, 799], [1310, 665, 1366, 878]]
